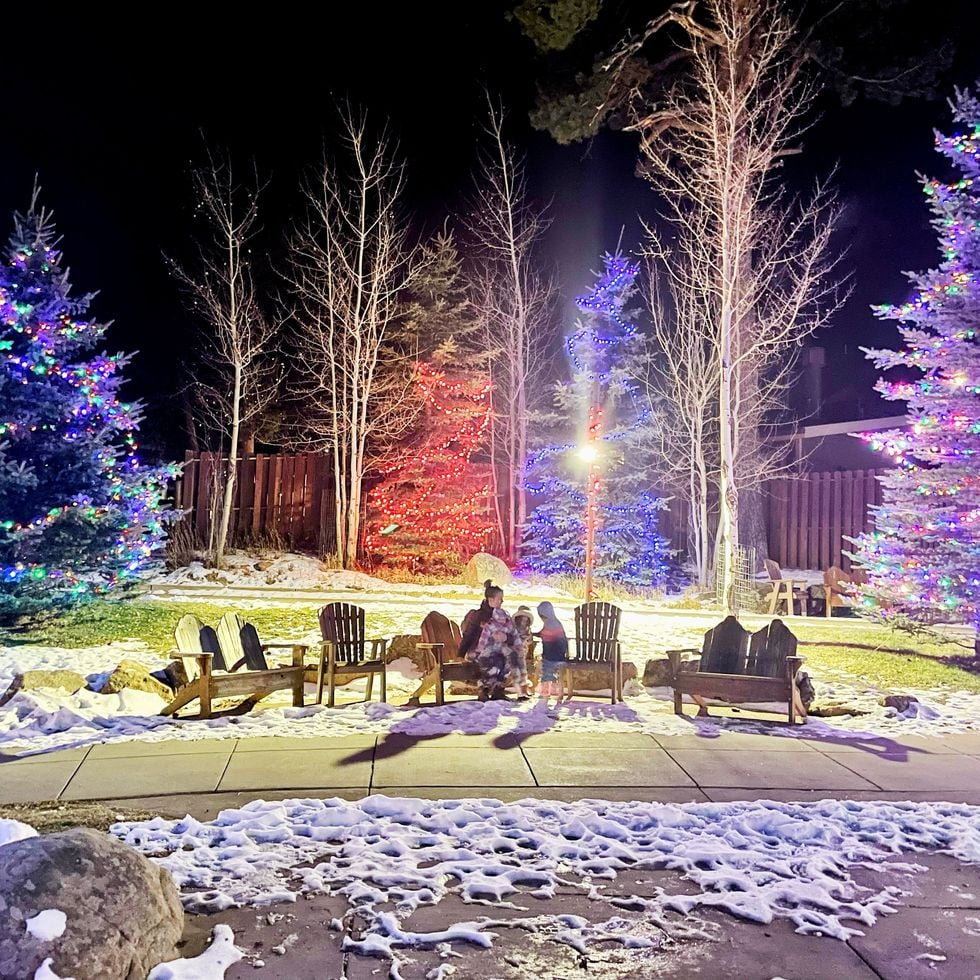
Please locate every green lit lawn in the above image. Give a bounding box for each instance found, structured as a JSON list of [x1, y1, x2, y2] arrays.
[[13, 597, 980, 695]]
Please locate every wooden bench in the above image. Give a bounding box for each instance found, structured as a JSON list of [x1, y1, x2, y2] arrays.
[[667, 616, 807, 725]]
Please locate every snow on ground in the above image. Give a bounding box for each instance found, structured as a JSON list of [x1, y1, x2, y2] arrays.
[[150, 552, 570, 599], [114, 794, 980, 975], [146, 924, 243, 980]]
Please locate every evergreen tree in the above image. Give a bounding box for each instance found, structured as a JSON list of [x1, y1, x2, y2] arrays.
[[363, 359, 494, 571], [0, 198, 174, 620], [851, 89, 980, 630], [521, 254, 673, 587], [363, 231, 494, 571]]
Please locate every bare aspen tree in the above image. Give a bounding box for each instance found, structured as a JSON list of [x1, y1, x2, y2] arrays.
[[172, 150, 281, 568], [287, 113, 419, 568], [638, 250, 718, 588], [608, 0, 844, 610], [469, 100, 555, 561]]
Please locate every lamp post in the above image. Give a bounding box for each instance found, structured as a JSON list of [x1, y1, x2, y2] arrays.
[[578, 405, 602, 602]]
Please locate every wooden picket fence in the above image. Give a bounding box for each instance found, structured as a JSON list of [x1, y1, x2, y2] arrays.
[[173, 452, 885, 571], [174, 452, 334, 549], [766, 469, 884, 572]]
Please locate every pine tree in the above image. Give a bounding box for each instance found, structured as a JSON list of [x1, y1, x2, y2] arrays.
[[0, 198, 174, 620], [362, 231, 494, 571], [521, 254, 674, 588], [851, 89, 980, 630]]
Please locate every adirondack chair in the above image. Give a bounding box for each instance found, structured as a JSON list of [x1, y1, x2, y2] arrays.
[[415, 610, 477, 706], [316, 602, 388, 708], [162, 613, 306, 720], [666, 615, 807, 724], [764, 559, 808, 617], [558, 601, 623, 704], [823, 565, 855, 618], [216, 611, 313, 671]]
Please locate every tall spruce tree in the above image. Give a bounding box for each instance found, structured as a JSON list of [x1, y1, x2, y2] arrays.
[[852, 89, 980, 630], [521, 254, 673, 587], [0, 198, 174, 620], [363, 231, 495, 571]]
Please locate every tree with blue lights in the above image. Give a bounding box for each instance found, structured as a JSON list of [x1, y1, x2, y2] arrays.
[[521, 254, 674, 588], [851, 90, 980, 632], [0, 197, 175, 621]]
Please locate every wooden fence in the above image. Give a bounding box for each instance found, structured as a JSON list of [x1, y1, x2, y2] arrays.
[[173, 452, 885, 572], [174, 452, 334, 549], [766, 469, 884, 572]]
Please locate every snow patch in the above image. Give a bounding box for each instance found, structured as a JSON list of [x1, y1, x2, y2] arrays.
[[146, 924, 243, 979], [33, 960, 75, 980], [114, 795, 980, 968], [25, 909, 67, 942], [0, 818, 37, 846]]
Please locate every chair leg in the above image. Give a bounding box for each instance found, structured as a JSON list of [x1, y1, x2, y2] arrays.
[[673, 687, 684, 716], [366, 671, 374, 702], [380, 668, 387, 704], [316, 646, 327, 705], [291, 668, 304, 708], [327, 657, 337, 709], [768, 586, 779, 615]]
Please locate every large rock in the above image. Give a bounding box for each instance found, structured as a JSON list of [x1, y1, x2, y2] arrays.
[[563, 661, 638, 693], [0, 669, 87, 707], [385, 634, 430, 673], [99, 660, 174, 700], [642, 658, 675, 687], [462, 553, 512, 589], [881, 694, 918, 714], [0, 827, 184, 980]]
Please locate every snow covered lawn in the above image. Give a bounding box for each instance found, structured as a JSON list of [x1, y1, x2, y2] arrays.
[[2, 633, 980, 756], [113, 794, 980, 977]]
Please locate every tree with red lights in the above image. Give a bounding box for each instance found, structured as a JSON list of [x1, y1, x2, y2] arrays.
[[363, 360, 494, 571], [363, 233, 494, 571]]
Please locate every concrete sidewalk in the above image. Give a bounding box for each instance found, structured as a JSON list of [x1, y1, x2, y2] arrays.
[[5, 729, 980, 814], [6, 730, 980, 980]]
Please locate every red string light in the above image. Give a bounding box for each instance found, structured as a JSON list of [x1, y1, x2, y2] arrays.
[[364, 362, 495, 567]]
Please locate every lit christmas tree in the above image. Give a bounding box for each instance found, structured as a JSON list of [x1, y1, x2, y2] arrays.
[[0, 199, 175, 620], [851, 90, 980, 630], [363, 361, 494, 571], [521, 254, 674, 588]]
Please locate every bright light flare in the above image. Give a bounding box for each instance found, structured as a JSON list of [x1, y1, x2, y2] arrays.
[[577, 444, 598, 463]]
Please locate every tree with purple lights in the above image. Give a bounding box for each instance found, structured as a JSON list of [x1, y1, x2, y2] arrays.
[[0, 196, 175, 620], [851, 89, 980, 631], [521, 254, 673, 588]]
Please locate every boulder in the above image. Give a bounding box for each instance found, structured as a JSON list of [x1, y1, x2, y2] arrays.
[[151, 660, 190, 692], [809, 700, 871, 718], [462, 553, 512, 589], [0, 827, 184, 980], [99, 660, 174, 700], [565, 662, 638, 693], [881, 694, 918, 713], [642, 658, 675, 687], [0, 670, 87, 708], [385, 634, 430, 673]]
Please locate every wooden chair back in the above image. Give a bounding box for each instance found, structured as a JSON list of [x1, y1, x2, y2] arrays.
[[699, 615, 751, 674], [216, 611, 269, 671], [573, 602, 622, 663], [849, 568, 869, 586], [764, 558, 783, 582], [420, 611, 463, 659], [175, 614, 226, 671], [319, 602, 367, 665], [746, 618, 797, 678]]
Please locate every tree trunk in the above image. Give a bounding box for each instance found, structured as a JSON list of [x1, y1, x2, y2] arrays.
[[214, 363, 242, 568]]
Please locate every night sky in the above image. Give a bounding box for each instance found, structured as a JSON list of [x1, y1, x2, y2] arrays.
[[3, 4, 980, 459]]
